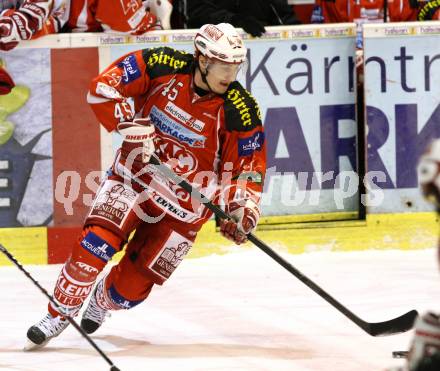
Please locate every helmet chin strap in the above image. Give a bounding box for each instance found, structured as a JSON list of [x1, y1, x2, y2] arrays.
[[197, 60, 215, 93]]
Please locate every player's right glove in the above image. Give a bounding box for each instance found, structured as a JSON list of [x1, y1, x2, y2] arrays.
[[220, 198, 260, 245], [0, 0, 51, 51], [417, 139, 440, 207], [117, 118, 156, 174]]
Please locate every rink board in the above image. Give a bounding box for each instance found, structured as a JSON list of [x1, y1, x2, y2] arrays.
[[0, 212, 437, 266]]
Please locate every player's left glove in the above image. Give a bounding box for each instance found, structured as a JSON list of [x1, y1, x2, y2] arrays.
[[220, 198, 260, 245], [417, 139, 440, 207], [117, 118, 156, 174]]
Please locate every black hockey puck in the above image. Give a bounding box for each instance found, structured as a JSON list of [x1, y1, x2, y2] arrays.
[[392, 350, 408, 359]]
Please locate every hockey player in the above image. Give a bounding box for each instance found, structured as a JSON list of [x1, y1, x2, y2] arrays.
[[25, 22, 266, 349], [0, 0, 170, 51], [311, 0, 440, 46], [387, 139, 440, 371]]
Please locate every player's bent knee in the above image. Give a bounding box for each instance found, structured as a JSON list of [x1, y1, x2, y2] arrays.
[[67, 225, 124, 283], [79, 227, 120, 263]]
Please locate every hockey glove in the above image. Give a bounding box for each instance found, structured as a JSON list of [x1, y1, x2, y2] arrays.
[[418, 139, 440, 207], [220, 198, 260, 245], [130, 10, 162, 35], [231, 15, 266, 37], [117, 118, 156, 173], [0, 0, 51, 51]]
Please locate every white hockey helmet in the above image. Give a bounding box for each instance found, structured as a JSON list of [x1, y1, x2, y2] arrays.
[[194, 23, 247, 64]]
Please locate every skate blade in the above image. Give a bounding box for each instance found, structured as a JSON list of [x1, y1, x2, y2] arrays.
[[23, 338, 49, 351]]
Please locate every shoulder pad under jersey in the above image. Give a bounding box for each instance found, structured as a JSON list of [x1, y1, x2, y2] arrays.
[[223, 82, 263, 132], [142, 47, 194, 79]]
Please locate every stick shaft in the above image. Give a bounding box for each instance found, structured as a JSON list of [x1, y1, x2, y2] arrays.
[[148, 154, 417, 336], [0, 245, 119, 369]]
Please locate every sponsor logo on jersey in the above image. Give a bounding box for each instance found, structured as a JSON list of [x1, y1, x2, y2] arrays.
[[227, 88, 262, 126], [150, 106, 206, 148], [103, 66, 122, 87], [76, 262, 99, 274], [80, 232, 117, 262], [146, 49, 189, 70], [118, 55, 141, 84], [96, 82, 123, 100], [149, 231, 192, 280], [55, 267, 95, 308], [127, 6, 146, 29], [238, 131, 265, 157], [152, 193, 188, 219], [89, 182, 137, 227], [55, 270, 94, 308], [121, 0, 139, 15], [164, 102, 205, 132], [158, 137, 198, 175]]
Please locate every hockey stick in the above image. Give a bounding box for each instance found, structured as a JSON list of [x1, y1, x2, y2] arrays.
[[145, 154, 418, 337], [0, 244, 121, 371]]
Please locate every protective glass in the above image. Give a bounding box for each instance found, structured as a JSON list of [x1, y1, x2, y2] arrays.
[[206, 59, 248, 80]]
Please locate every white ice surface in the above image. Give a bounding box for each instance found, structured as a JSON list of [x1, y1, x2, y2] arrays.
[[1, 248, 439, 371]]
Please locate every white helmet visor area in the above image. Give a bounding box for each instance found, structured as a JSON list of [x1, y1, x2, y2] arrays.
[[206, 58, 248, 80]]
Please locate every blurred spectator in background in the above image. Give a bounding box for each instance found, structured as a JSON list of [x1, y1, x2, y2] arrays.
[[187, 0, 300, 37], [0, 0, 57, 50], [0, 0, 173, 51], [311, 0, 440, 48], [62, 0, 170, 33]]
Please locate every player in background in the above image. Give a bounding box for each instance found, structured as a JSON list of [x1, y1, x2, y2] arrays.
[[25, 22, 266, 349], [63, 0, 168, 33], [0, 0, 172, 51], [0, 0, 56, 50], [311, 0, 440, 49], [388, 139, 440, 371]]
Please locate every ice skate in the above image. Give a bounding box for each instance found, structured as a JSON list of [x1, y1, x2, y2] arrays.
[[81, 287, 110, 334], [25, 313, 70, 350]]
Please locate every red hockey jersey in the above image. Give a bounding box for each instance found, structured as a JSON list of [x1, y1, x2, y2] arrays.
[[87, 47, 266, 227]]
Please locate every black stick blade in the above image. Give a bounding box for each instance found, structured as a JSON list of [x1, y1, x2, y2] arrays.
[[365, 310, 418, 337]]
